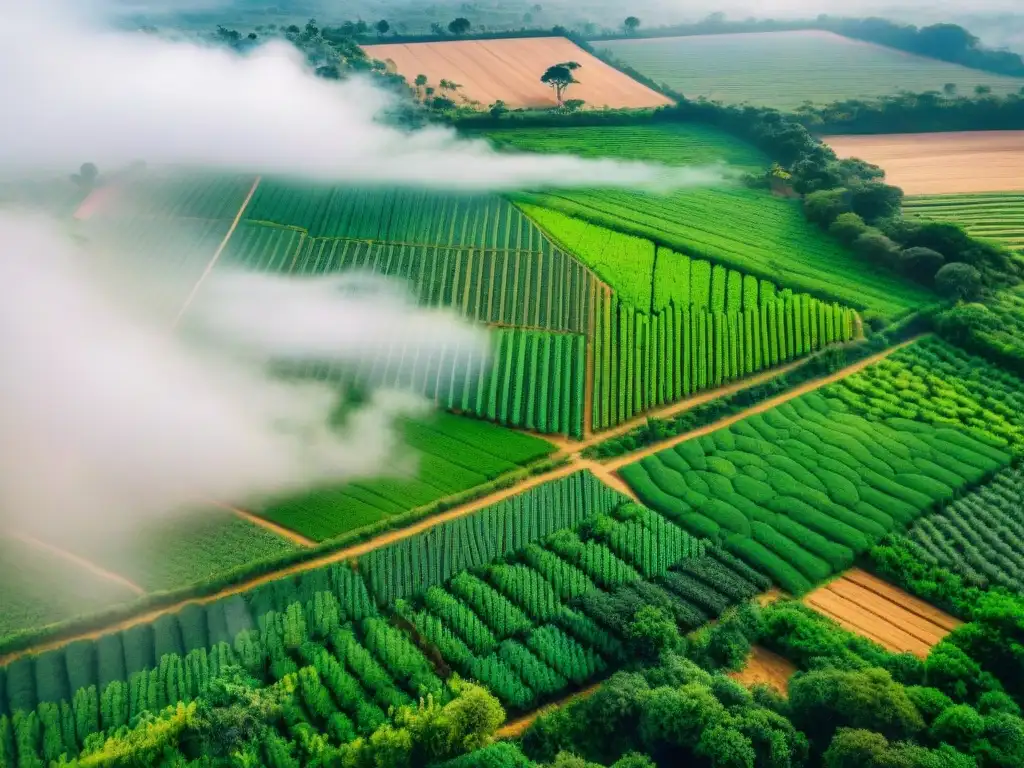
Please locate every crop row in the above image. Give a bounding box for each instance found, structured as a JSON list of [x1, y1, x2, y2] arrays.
[[0, 472, 766, 766], [592, 291, 856, 430], [2, 472, 617, 717], [244, 181, 551, 251], [91, 171, 256, 221], [622, 379, 1012, 594], [222, 222, 597, 334], [516, 188, 928, 318], [906, 466, 1024, 593], [904, 194, 1024, 251], [830, 335, 1024, 455], [258, 413, 554, 541]]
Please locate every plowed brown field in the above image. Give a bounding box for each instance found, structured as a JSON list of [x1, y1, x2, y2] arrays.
[[362, 37, 673, 109], [804, 568, 961, 657], [826, 131, 1024, 195]]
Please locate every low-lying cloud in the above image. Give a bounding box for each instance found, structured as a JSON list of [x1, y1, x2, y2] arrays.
[[0, 212, 488, 544], [0, 0, 726, 191]]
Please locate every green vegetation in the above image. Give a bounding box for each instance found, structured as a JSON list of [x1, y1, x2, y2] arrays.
[[260, 414, 554, 541], [591, 274, 855, 430], [226, 221, 597, 334], [49, 512, 297, 593], [901, 466, 1024, 593], [599, 31, 1024, 109], [0, 539, 139, 643], [244, 182, 545, 248], [496, 124, 930, 317], [0, 472, 765, 766], [905, 194, 1024, 253], [621, 337, 1020, 594]]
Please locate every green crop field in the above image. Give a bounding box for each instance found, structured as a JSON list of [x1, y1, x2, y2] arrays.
[[901, 466, 1024, 593], [258, 413, 555, 541], [0, 538, 139, 643], [600, 30, 1024, 108], [621, 337, 1021, 594], [904, 193, 1024, 252], [40, 511, 299, 594], [497, 125, 931, 318], [0, 513, 298, 642], [0, 470, 768, 761]]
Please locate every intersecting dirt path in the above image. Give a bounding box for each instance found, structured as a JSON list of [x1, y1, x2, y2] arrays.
[[1, 336, 923, 665]]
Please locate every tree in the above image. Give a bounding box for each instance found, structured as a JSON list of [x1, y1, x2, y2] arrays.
[[448, 17, 471, 35], [975, 84, 993, 96], [899, 246, 945, 281], [624, 17, 641, 34], [562, 98, 586, 113], [935, 263, 982, 300], [943, 82, 958, 96], [803, 188, 851, 226], [828, 212, 869, 244], [627, 606, 679, 661], [823, 728, 975, 768], [541, 61, 581, 105], [789, 668, 925, 748], [488, 100, 508, 118], [430, 22, 445, 36], [414, 73, 428, 96], [70, 162, 99, 189], [376, 20, 390, 37]]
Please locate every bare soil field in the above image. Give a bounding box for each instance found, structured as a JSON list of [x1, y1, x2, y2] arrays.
[[731, 646, 796, 693], [827, 131, 1024, 195], [804, 568, 961, 657], [362, 37, 672, 109]]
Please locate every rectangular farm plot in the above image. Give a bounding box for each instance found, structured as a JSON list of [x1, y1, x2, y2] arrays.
[[600, 31, 1024, 108], [828, 131, 1024, 196], [362, 37, 673, 109], [804, 569, 961, 657], [905, 193, 1024, 251]]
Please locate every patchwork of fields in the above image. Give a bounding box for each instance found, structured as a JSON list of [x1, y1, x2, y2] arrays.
[[498, 125, 932, 317], [905, 192, 1024, 252], [362, 37, 673, 109], [600, 30, 1024, 108], [827, 131, 1024, 196], [620, 337, 1021, 593]]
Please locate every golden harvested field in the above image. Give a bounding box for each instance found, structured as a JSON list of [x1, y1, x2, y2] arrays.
[[362, 37, 673, 110], [804, 568, 961, 657], [827, 131, 1024, 195], [730, 646, 796, 693]]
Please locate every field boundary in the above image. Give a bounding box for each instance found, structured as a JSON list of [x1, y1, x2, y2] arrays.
[[171, 175, 261, 327], [0, 335, 922, 665], [602, 334, 922, 471], [7, 532, 145, 596], [210, 502, 317, 548]]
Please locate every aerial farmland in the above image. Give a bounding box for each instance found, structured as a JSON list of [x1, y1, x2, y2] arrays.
[[3, 6, 1024, 767]]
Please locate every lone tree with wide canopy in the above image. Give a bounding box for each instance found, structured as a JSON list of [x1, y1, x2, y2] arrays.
[[541, 61, 580, 105]]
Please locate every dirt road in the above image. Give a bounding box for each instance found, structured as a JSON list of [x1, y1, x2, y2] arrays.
[[1, 336, 921, 665], [603, 335, 923, 471], [172, 175, 261, 327]]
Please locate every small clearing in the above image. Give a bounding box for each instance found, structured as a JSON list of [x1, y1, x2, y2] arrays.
[[361, 37, 672, 109], [827, 131, 1024, 195], [804, 568, 961, 657], [730, 646, 796, 694]]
